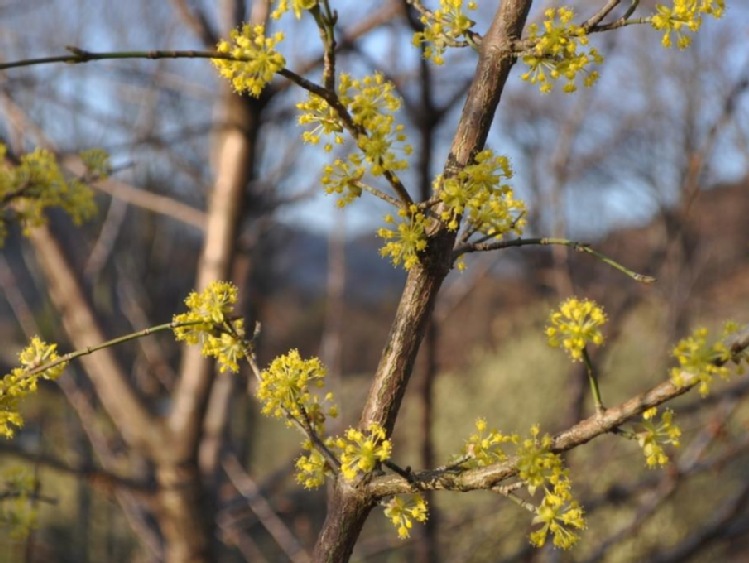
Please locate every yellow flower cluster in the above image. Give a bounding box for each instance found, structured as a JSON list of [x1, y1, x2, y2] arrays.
[[383, 494, 429, 539], [335, 423, 392, 482], [546, 297, 607, 361], [172, 281, 247, 373], [0, 144, 97, 245], [270, 0, 317, 20], [460, 417, 518, 468], [297, 93, 345, 152], [377, 205, 428, 270], [298, 72, 412, 185], [516, 425, 566, 495], [412, 0, 478, 65], [651, 0, 724, 49], [212, 24, 285, 97], [521, 7, 603, 94], [458, 421, 585, 549], [1, 337, 68, 438], [518, 426, 585, 549], [257, 349, 331, 422], [295, 440, 331, 489], [320, 155, 364, 207], [529, 489, 586, 550], [637, 407, 681, 467], [294, 423, 391, 488], [436, 149, 526, 236], [670, 327, 731, 396]]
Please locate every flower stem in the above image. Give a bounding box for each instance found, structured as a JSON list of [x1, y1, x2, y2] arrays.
[[582, 347, 605, 414]]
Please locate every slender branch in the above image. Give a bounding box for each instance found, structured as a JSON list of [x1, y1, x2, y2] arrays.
[[366, 326, 749, 498], [0, 46, 414, 207], [8, 320, 203, 380], [582, 348, 605, 414], [357, 181, 401, 208], [454, 236, 655, 283], [311, 0, 337, 91], [581, 0, 623, 32]]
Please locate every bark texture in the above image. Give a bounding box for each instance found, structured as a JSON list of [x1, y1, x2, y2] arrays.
[[312, 2, 533, 560]]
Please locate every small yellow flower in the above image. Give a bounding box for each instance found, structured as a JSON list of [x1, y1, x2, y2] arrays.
[[257, 350, 327, 420], [637, 408, 681, 467], [650, 1, 724, 49], [436, 150, 525, 237], [530, 489, 585, 549], [377, 205, 428, 270], [336, 423, 392, 481], [546, 297, 607, 361], [0, 144, 97, 245], [460, 417, 518, 468], [270, 0, 317, 20], [295, 439, 331, 489], [413, 0, 478, 65], [521, 7, 603, 94], [670, 327, 730, 396], [516, 425, 566, 496], [1, 337, 69, 438], [383, 494, 429, 539], [212, 24, 285, 97]]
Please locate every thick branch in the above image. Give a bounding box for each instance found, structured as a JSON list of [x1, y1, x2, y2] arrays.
[[312, 3, 533, 561]]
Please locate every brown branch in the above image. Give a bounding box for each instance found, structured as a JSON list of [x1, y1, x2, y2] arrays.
[[311, 3, 534, 561], [366, 327, 749, 498]]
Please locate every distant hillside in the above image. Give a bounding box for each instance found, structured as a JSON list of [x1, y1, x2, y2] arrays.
[[261, 178, 749, 373], [274, 228, 407, 302]]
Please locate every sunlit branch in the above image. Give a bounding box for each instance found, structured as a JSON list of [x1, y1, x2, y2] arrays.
[[357, 181, 404, 208], [366, 325, 749, 498], [15, 319, 204, 380], [454, 236, 655, 283]]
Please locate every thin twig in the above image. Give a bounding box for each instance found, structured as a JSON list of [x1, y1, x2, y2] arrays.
[[7, 320, 203, 381], [453, 236, 655, 283]]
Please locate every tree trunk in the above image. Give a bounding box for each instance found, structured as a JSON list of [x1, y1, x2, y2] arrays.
[[312, 2, 533, 559], [157, 461, 212, 562]]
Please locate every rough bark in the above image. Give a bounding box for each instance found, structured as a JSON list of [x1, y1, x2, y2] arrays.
[[312, 2, 533, 560]]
